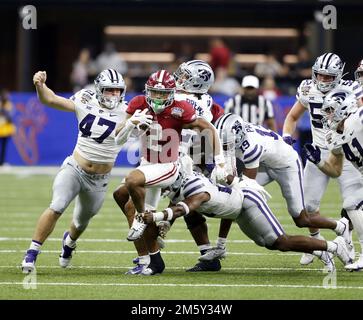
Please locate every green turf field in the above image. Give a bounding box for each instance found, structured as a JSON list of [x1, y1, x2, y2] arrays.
[[0, 172, 362, 300]]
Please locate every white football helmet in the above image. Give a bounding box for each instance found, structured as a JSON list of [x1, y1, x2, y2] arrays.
[[174, 60, 215, 94], [312, 53, 345, 92], [94, 69, 126, 109], [321, 89, 358, 131], [354, 59, 363, 86], [214, 113, 246, 150]]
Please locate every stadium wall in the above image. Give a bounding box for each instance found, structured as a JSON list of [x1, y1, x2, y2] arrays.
[[5, 93, 306, 166]]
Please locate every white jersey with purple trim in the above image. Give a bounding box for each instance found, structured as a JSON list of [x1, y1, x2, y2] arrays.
[[176, 92, 214, 156], [169, 172, 244, 220], [70, 89, 128, 163], [296, 79, 363, 148], [327, 107, 363, 175], [236, 123, 299, 169], [175, 92, 213, 122]]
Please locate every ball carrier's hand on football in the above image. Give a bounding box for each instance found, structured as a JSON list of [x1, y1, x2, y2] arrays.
[[129, 109, 153, 128], [115, 109, 153, 145]]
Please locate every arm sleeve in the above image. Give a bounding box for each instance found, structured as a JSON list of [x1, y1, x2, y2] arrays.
[[126, 95, 146, 115]]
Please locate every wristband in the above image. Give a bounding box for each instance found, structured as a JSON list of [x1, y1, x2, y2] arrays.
[[153, 211, 165, 222], [176, 201, 190, 215], [164, 208, 173, 221]]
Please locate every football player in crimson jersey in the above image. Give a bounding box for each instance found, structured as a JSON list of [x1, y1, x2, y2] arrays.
[[113, 70, 226, 275]]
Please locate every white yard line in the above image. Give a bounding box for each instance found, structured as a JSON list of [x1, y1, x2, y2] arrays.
[[0, 249, 301, 256], [0, 237, 254, 244], [0, 281, 362, 290], [0, 265, 324, 271]]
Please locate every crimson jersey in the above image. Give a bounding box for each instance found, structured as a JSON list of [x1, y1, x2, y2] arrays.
[[127, 95, 197, 163], [211, 103, 224, 124]]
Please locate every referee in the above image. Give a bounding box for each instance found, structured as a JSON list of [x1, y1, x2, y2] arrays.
[[224, 75, 277, 131]]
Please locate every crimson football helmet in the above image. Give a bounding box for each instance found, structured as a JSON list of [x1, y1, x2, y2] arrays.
[[145, 70, 176, 113]]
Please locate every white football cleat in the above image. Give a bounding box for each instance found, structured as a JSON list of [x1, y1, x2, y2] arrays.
[[333, 236, 353, 266], [347, 241, 356, 262], [59, 231, 76, 268], [345, 254, 363, 271], [337, 217, 350, 244], [21, 249, 39, 274], [127, 215, 147, 241], [300, 253, 315, 265], [199, 247, 226, 262]]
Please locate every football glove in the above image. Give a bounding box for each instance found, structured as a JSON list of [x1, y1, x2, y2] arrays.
[[282, 135, 296, 146], [304, 144, 322, 166]]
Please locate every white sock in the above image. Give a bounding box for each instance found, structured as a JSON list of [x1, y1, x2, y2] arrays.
[[65, 234, 76, 248], [326, 241, 338, 254], [139, 255, 150, 265], [216, 237, 227, 249], [310, 231, 325, 241], [198, 244, 211, 252], [347, 210, 363, 254], [29, 240, 42, 251], [334, 220, 345, 235]]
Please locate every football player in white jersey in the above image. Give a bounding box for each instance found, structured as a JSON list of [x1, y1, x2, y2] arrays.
[[202, 113, 351, 264], [21, 69, 152, 273], [283, 52, 363, 266], [304, 89, 363, 270], [140, 171, 352, 272], [174, 59, 228, 272]]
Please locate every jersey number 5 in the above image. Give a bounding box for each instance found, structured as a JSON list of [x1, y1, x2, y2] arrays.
[[309, 103, 324, 129]]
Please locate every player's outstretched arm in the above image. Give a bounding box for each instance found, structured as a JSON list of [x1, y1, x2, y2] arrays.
[[142, 193, 210, 224], [33, 71, 75, 112], [282, 100, 305, 143]]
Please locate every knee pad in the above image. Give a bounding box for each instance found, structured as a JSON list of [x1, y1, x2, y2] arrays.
[[183, 213, 206, 230]]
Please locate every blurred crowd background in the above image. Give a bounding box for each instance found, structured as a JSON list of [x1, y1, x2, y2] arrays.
[[1, 0, 363, 166]]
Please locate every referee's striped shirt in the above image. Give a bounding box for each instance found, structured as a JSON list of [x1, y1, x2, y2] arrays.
[[224, 94, 275, 126]]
